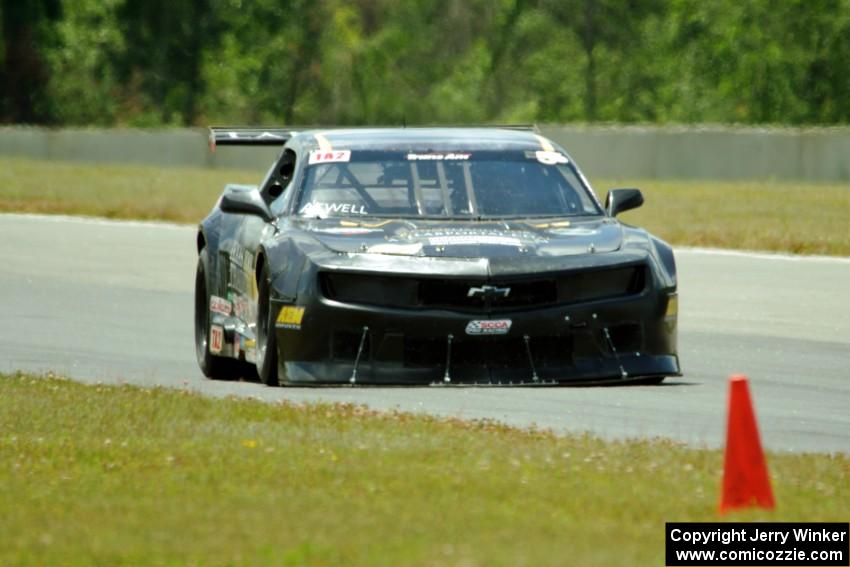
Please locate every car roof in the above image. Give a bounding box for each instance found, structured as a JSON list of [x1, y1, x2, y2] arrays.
[[290, 127, 555, 153]]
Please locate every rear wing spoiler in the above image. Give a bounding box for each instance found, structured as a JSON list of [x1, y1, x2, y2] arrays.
[[208, 124, 540, 151], [208, 127, 296, 151]]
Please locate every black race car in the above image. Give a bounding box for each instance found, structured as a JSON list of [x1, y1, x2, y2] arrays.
[[195, 126, 680, 386]]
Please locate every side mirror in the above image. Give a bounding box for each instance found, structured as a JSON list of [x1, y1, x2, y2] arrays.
[[605, 188, 644, 217], [220, 185, 275, 223]]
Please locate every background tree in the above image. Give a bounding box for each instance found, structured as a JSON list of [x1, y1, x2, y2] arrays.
[[2, 0, 850, 127], [115, 0, 216, 125], [1, 0, 61, 123]]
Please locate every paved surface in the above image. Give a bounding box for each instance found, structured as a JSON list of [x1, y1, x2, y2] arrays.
[[2, 213, 848, 453]]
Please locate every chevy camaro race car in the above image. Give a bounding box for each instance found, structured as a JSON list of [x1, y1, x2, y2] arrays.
[[194, 126, 680, 386]]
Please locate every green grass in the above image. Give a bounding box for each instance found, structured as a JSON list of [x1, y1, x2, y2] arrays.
[[604, 179, 850, 256], [0, 157, 258, 224], [1, 373, 847, 566], [2, 157, 849, 255]]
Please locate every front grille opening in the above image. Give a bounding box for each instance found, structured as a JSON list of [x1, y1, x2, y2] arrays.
[[629, 266, 647, 293], [419, 279, 557, 311], [558, 265, 647, 304], [322, 273, 418, 308], [419, 280, 486, 310], [492, 280, 558, 309], [322, 264, 647, 312]]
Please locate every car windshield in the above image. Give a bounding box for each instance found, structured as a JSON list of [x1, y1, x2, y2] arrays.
[[296, 150, 601, 219]]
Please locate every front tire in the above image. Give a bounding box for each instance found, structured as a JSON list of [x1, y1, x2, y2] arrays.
[[255, 262, 280, 386]]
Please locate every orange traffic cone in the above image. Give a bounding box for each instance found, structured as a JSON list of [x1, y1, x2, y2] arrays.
[[719, 374, 775, 514]]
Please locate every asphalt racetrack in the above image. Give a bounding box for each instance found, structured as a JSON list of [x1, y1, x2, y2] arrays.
[[2, 213, 848, 453]]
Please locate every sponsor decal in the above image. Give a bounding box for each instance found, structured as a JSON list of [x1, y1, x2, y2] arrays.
[[300, 202, 368, 217], [210, 295, 232, 316], [277, 306, 305, 329], [242, 251, 254, 274], [233, 332, 240, 358], [406, 152, 471, 161], [210, 325, 224, 353], [230, 242, 247, 267], [316, 227, 380, 235], [244, 346, 257, 364], [534, 150, 569, 165], [233, 296, 256, 323], [465, 319, 512, 335], [467, 285, 511, 299], [308, 150, 351, 165], [428, 235, 522, 247], [530, 220, 570, 229], [548, 227, 599, 236], [233, 296, 246, 320], [228, 263, 250, 294], [367, 242, 423, 255], [411, 228, 545, 245]]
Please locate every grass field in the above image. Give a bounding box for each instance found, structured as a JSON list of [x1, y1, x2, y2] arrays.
[[1, 373, 847, 566], [0, 158, 258, 224], [1, 157, 849, 255]]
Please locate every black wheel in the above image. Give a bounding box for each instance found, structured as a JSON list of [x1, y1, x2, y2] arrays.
[[255, 262, 280, 386], [194, 248, 242, 380]]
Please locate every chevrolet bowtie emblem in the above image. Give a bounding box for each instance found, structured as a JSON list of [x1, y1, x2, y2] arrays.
[[467, 285, 511, 298]]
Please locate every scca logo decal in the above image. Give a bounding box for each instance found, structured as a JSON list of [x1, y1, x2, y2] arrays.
[[465, 319, 512, 335]]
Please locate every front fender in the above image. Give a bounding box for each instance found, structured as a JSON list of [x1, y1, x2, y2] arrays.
[[650, 235, 677, 289]]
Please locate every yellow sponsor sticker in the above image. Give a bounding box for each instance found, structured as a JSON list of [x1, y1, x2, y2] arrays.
[[665, 295, 678, 318], [277, 306, 305, 329]]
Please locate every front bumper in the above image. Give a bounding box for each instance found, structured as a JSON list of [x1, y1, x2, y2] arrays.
[[272, 278, 679, 386]]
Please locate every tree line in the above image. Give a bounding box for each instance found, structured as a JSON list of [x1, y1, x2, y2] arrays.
[[2, 0, 849, 127]]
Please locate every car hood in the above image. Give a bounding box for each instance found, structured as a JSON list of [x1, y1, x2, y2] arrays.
[[295, 217, 623, 259]]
